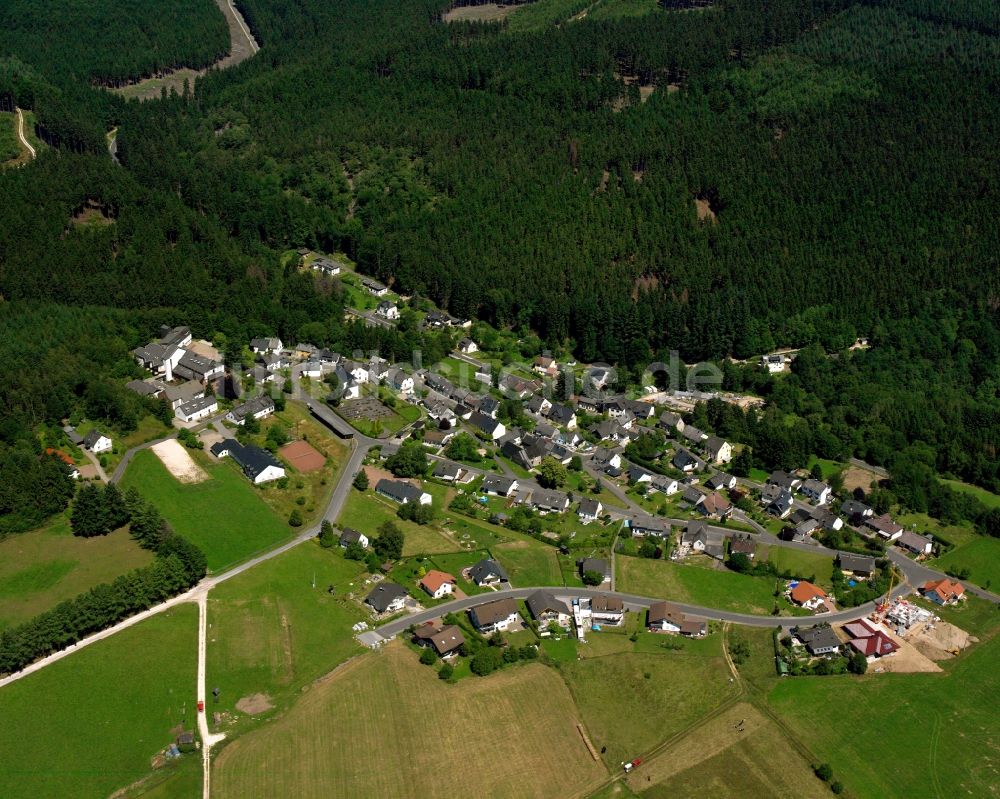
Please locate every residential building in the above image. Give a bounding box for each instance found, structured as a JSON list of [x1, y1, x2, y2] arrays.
[[589, 595, 624, 625], [413, 623, 465, 657], [457, 337, 478, 354], [789, 581, 829, 611], [658, 411, 685, 434], [920, 579, 965, 605], [532, 488, 569, 514], [469, 597, 520, 633], [526, 590, 572, 630], [375, 300, 400, 320], [800, 479, 832, 505], [432, 460, 463, 482], [793, 624, 841, 656], [840, 499, 874, 522], [844, 619, 898, 659], [699, 491, 732, 519], [705, 472, 737, 491], [647, 602, 707, 637], [761, 353, 786, 373], [866, 514, 904, 542], [577, 498, 603, 524], [210, 439, 286, 484], [83, 430, 113, 453], [226, 395, 275, 426], [767, 471, 801, 491], [375, 478, 432, 506], [469, 411, 505, 441], [469, 558, 508, 587], [837, 553, 875, 578], [481, 474, 517, 497], [729, 532, 757, 559], [673, 448, 704, 473], [311, 257, 341, 276], [176, 395, 218, 423], [364, 583, 408, 614], [630, 517, 671, 538], [578, 557, 611, 584], [339, 528, 369, 549], [897, 530, 933, 555], [362, 277, 388, 296], [250, 337, 283, 353], [385, 367, 414, 394], [704, 436, 732, 464], [419, 570, 457, 599]]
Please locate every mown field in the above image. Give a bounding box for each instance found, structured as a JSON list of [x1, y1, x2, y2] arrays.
[[931, 536, 1000, 590], [0, 605, 197, 799], [0, 514, 153, 630], [212, 643, 607, 799], [494, 539, 564, 586], [616, 555, 778, 614], [557, 631, 738, 768], [206, 544, 368, 729], [769, 629, 1000, 799], [122, 449, 292, 571], [761, 545, 835, 586]]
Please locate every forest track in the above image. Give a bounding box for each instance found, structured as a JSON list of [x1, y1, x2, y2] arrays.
[[15, 108, 36, 160]]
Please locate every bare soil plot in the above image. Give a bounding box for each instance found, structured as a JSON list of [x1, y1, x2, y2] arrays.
[[443, 3, 519, 22], [842, 465, 881, 493], [903, 619, 973, 661], [152, 438, 208, 484], [279, 439, 326, 473], [694, 197, 717, 222], [235, 693, 273, 715], [213, 643, 607, 799], [186, 339, 221, 360]]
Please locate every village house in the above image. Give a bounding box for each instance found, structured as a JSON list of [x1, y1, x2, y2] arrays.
[[210, 439, 286, 484], [469, 411, 506, 441], [629, 465, 655, 485], [532, 355, 558, 378], [673, 448, 704, 473], [792, 624, 841, 656], [590, 595, 624, 625], [250, 337, 283, 354], [650, 476, 679, 496], [920, 578, 965, 605], [789, 581, 830, 612], [767, 471, 802, 491], [300, 359, 324, 379], [647, 602, 707, 637], [761, 484, 794, 518], [457, 337, 478, 354], [339, 527, 369, 549], [843, 619, 898, 659], [481, 474, 518, 497], [431, 460, 464, 483], [385, 367, 414, 395], [704, 436, 732, 464], [532, 488, 570, 514], [578, 557, 611, 584], [681, 426, 707, 446], [83, 430, 113, 454], [866, 514, 904, 542], [705, 472, 737, 491], [840, 499, 874, 522], [837, 552, 876, 578], [419, 570, 457, 599], [577, 498, 603, 524], [45, 448, 80, 480], [175, 395, 218, 423], [226, 395, 275, 426], [630, 517, 671, 538], [761, 353, 786, 373], [800, 479, 832, 505], [658, 411, 685, 435], [729, 532, 757, 559], [526, 590, 573, 631], [548, 403, 577, 430], [698, 491, 732, 520], [311, 257, 342, 276], [364, 582, 408, 615], [375, 478, 432, 506], [469, 558, 509, 587], [591, 447, 624, 471], [362, 277, 388, 296], [375, 300, 400, 320], [897, 530, 933, 556], [469, 597, 520, 633], [263, 351, 291, 372], [413, 623, 465, 658]]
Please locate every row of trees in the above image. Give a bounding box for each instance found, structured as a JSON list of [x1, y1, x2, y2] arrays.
[[0, 488, 206, 675]]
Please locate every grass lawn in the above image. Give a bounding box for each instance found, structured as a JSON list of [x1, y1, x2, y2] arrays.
[[625, 702, 829, 799], [339, 490, 462, 555], [769, 631, 1000, 799], [616, 555, 779, 615], [0, 514, 154, 631], [931, 536, 1000, 590], [0, 605, 197, 799], [213, 643, 607, 799], [206, 544, 368, 733], [557, 637, 738, 768], [494, 540, 564, 586], [121, 449, 293, 572], [943, 478, 1000, 510], [805, 455, 847, 480], [760, 545, 835, 587]]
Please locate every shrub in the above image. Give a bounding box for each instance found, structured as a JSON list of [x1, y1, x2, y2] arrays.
[[438, 663, 454, 680], [419, 647, 437, 665], [288, 509, 303, 527]]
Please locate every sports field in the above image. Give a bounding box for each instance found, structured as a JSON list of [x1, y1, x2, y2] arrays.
[[122, 449, 292, 571], [0, 605, 197, 799], [769, 631, 1000, 799], [213, 643, 607, 799], [0, 514, 153, 630], [616, 555, 778, 614], [207, 544, 368, 726]]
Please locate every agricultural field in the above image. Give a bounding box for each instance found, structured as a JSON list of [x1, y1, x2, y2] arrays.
[[0, 514, 153, 630], [616, 555, 779, 614], [557, 636, 739, 768], [0, 605, 197, 799], [212, 643, 607, 799], [494, 540, 564, 586], [943, 478, 1000, 510], [623, 703, 830, 799], [121, 449, 293, 572], [206, 544, 368, 731], [768, 632, 1000, 799], [931, 536, 1000, 590]]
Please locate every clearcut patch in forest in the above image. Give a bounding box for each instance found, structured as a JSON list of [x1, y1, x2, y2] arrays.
[[443, 3, 520, 23]]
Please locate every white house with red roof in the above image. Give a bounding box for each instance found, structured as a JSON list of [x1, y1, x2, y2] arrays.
[[419, 570, 457, 600]]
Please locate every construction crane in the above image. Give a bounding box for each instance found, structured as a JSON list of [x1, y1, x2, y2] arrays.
[[873, 568, 896, 622]]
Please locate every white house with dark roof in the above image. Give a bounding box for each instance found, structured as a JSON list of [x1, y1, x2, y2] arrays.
[[250, 337, 283, 353], [481, 474, 517, 497], [211, 439, 285, 484], [364, 583, 408, 614], [469, 558, 509, 587], [83, 430, 113, 453], [375, 478, 431, 506], [226, 395, 275, 426], [577, 498, 603, 524], [526, 590, 572, 630], [175, 395, 218, 423]]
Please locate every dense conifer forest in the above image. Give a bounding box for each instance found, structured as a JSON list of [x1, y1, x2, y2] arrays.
[[0, 0, 998, 496]]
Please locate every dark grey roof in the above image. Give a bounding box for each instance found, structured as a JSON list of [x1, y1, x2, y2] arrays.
[[578, 498, 602, 517], [83, 429, 108, 447], [578, 557, 610, 577], [481, 474, 516, 494], [211, 439, 283, 480], [794, 624, 842, 654], [375, 478, 424, 504], [364, 582, 408, 613], [631, 516, 670, 535], [126, 379, 162, 397], [229, 395, 274, 422], [469, 558, 508, 584], [339, 527, 366, 546], [838, 553, 875, 573]]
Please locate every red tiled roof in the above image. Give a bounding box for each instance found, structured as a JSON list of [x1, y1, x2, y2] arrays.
[[420, 570, 456, 594], [921, 579, 964, 603], [849, 632, 898, 657], [790, 581, 826, 604]]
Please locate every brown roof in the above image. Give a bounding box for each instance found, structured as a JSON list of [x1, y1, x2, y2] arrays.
[[428, 625, 465, 655], [790, 581, 826, 604], [679, 618, 707, 636], [647, 601, 685, 627], [730, 533, 756, 556], [702, 491, 731, 515], [471, 597, 519, 627], [591, 595, 623, 613]]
